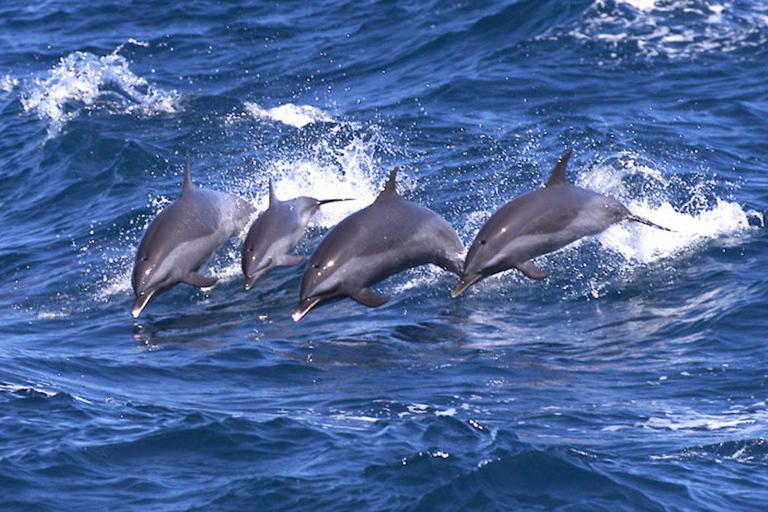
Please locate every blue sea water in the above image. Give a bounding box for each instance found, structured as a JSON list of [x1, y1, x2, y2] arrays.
[[1, 0, 768, 509]]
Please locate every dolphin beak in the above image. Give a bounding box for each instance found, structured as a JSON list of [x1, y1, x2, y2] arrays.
[[450, 274, 482, 299], [131, 289, 155, 318], [244, 267, 269, 291], [291, 297, 322, 323], [243, 260, 271, 291]]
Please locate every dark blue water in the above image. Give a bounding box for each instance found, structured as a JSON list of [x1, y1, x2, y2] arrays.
[[2, 0, 767, 510]]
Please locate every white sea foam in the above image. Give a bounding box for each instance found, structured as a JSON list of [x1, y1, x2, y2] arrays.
[[20, 45, 179, 135], [0, 383, 57, 397], [640, 408, 765, 432], [1, 75, 18, 93], [577, 154, 755, 265], [556, 0, 768, 60], [244, 101, 333, 128]]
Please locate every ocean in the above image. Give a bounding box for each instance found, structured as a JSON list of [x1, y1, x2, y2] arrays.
[[1, 0, 767, 510]]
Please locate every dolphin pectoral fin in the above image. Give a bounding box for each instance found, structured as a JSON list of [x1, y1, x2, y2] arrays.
[[516, 260, 549, 280], [626, 214, 673, 232], [182, 272, 218, 288], [451, 274, 482, 298], [351, 288, 389, 308], [276, 255, 305, 267]]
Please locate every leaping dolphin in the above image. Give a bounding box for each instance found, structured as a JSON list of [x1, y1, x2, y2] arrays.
[[241, 180, 351, 290], [451, 150, 670, 298], [131, 157, 255, 318], [292, 168, 464, 322]]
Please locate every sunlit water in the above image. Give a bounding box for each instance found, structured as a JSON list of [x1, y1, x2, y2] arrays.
[[1, 1, 767, 510]]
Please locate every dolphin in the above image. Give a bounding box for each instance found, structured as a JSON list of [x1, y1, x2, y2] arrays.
[[241, 180, 350, 290], [451, 150, 670, 298], [292, 168, 464, 322], [131, 157, 255, 318]]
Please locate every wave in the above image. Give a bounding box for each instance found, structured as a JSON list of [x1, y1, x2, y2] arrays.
[[578, 153, 759, 264], [18, 42, 179, 136], [547, 0, 768, 60]]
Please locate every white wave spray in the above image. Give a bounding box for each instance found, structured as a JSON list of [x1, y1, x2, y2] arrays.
[[19, 42, 179, 135]]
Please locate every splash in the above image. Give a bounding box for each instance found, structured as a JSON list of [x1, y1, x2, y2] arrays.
[[1, 75, 18, 93], [206, 129, 389, 283], [20, 45, 179, 135], [578, 153, 755, 264], [244, 101, 333, 128]]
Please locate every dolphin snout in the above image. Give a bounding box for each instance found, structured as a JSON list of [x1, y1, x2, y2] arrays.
[[131, 289, 155, 318], [291, 297, 322, 323], [450, 274, 482, 299], [243, 261, 272, 291], [244, 274, 258, 291]]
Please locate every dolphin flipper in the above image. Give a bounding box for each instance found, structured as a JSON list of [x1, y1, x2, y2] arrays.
[[351, 288, 389, 308], [182, 272, 218, 288], [516, 260, 549, 280], [276, 255, 305, 267]]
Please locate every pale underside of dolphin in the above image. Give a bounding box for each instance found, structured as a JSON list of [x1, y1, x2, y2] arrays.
[[292, 168, 465, 322], [451, 150, 671, 298], [241, 179, 351, 290], [131, 157, 254, 318]]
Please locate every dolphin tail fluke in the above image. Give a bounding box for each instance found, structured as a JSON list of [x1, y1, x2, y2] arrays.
[[351, 288, 389, 308], [626, 214, 673, 232], [450, 274, 482, 299], [317, 198, 355, 206]]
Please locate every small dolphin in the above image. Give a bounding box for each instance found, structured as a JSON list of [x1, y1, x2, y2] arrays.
[[451, 150, 670, 298], [131, 157, 255, 318], [241, 180, 350, 290], [292, 168, 464, 322]]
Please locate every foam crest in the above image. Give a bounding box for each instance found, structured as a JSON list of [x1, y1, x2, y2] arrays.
[[557, 0, 768, 60], [20, 46, 179, 134], [1, 75, 18, 93], [244, 101, 333, 128], [578, 154, 754, 264]]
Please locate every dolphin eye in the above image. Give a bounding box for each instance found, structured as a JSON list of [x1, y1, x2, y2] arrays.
[[247, 247, 254, 252], [312, 264, 320, 269], [480, 240, 487, 245]]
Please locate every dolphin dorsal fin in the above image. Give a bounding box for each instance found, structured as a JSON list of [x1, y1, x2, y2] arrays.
[[376, 168, 399, 202], [182, 155, 194, 194], [268, 178, 278, 206], [545, 150, 573, 187]]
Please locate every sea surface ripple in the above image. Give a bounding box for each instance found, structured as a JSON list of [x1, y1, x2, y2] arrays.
[[1, 1, 767, 510]]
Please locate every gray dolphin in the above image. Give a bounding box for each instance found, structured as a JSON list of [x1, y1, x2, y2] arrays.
[[131, 157, 255, 318], [241, 180, 351, 290], [292, 168, 464, 322], [451, 150, 670, 298]]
